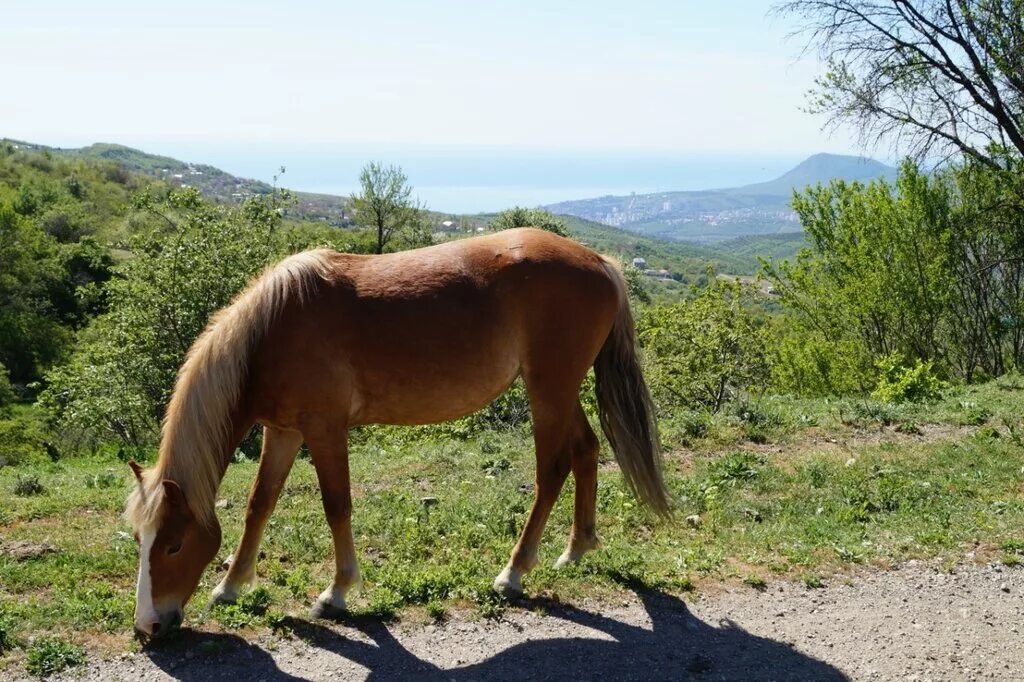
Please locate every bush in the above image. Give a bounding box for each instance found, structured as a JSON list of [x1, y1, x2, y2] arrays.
[[14, 473, 45, 496], [25, 637, 85, 677], [638, 278, 769, 412], [871, 355, 947, 404], [489, 207, 569, 237], [0, 411, 50, 465]]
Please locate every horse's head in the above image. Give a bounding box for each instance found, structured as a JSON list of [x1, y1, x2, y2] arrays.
[[126, 461, 221, 637]]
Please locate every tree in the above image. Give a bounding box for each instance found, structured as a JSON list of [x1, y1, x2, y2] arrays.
[[777, 1, 1024, 168], [352, 162, 424, 254], [762, 161, 1024, 392], [490, 207, 570, 237], [39, 187, 361, 447]]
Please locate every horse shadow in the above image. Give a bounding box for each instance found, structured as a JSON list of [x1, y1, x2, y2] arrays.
[[144, 587, 847, 681]]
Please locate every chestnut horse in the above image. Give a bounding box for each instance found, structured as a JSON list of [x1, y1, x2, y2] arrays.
[[125, 227, 669, 636]]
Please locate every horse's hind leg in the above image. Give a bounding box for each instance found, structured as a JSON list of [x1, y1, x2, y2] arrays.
[[555, 403, 601, 568], [305, 424, 361, 619], [211, 425, 302, 605], [493, 389, 583, 597]]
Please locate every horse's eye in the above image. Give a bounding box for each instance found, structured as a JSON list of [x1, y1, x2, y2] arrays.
[[167, 543, 182, 556]]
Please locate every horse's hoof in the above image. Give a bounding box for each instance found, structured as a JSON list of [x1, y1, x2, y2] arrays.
[[492, 567, 523, 599], [553, 550, 577, 569], [310, 599, 347, 621], [208, 583, 240, 607]]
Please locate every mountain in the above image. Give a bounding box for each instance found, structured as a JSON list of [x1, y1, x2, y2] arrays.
[[730, 153, 898, 196], [3, 139, 354, 227], [545, 153, 898, 243]]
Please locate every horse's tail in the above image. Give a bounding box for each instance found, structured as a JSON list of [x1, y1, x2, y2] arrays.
[[593, 259, 672, 518]]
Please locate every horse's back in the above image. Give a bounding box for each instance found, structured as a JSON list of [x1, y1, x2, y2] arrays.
[[249, 229, 620, 427]]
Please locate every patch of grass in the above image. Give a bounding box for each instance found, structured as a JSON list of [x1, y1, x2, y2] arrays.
[[25, 637, 85, 677], [802, 574, 825, 589], [1001, 553, 1021, 567], [1, 378, 1023, 657], [742, 575, 767, 590], [212, 586, 273, 629]]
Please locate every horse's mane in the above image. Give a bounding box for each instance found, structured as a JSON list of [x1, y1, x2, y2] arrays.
[[125, 249, 335, 529]]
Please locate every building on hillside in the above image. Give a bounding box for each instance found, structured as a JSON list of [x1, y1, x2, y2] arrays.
[[632, 257, 647, 269]]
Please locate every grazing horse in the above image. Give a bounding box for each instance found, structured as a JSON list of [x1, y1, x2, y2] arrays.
[[125, 227, 669, 636]]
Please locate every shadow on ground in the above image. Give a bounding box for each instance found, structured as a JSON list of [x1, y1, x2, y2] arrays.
[[143, 588, 846, 681]]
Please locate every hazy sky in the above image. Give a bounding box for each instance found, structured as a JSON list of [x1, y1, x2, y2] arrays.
[[2, 0, 856, 155]]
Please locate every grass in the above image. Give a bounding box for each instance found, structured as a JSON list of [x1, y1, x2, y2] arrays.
[[24, 638, 85, 677], [0, 379, 1023, 671]]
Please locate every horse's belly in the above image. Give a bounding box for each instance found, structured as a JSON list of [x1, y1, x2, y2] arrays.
[[349, 345, 521, 426]]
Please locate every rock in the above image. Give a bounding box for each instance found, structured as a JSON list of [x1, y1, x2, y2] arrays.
[[685, 514, 701, 529], [999, 583, 1010, 593], [420, 496, 439, 508], [215, 498, 231, 509], [0, 540, 58, 560]]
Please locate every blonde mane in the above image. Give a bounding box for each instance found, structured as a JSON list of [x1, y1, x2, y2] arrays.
[[125, 249, 335, 529]]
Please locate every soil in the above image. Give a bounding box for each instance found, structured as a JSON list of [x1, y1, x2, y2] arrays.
[[29, 560, 1024, 681]]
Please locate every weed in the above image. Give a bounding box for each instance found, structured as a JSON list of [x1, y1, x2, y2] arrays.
[[895, 421, 922, 435], [212, 586, 272, 629], [802, 574, 825, 589], [14, 473, 44, 496], [742, 575, 767, 590], [85, 469, 120, 489], [1001, 553, 1021, 567], [426, 600, 447, 622], [706, 452, 764, 488], [25, 637, 85, 677], [0, 606, 16, 653]]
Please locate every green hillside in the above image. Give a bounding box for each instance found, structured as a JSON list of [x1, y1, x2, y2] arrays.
[[4, 139, 354, 227]]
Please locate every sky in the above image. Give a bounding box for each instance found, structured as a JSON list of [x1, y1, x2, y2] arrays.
[[1, 0, 858, 158]]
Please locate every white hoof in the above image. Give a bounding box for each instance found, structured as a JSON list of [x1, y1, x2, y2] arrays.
[[553, 549, 579, 569], [492, 565, 523, 597], [209, 580, 242, 607]]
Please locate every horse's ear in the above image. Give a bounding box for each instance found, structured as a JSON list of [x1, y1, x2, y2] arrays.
[[128, 460, 144, 483], [161, 479, 191, 518]]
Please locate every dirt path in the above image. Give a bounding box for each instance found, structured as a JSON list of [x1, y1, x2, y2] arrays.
[[36, 561, 1024, 681]]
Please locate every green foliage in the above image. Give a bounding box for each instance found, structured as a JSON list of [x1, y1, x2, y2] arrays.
[[0, 606, 15, 653], [25, 637, 85, 677], [213, 586, 273, 629], [14, 473, 45, 496], [39, 187, 356, 447], [489, 207, 569, 237], [638, 277, 769, 412], [0, 363, 14, 411], [764, 161, 1024, 394], [871, 355, 947, 404]]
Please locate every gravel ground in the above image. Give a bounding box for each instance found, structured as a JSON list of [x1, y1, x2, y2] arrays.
[[32, 561, 1024, 681]]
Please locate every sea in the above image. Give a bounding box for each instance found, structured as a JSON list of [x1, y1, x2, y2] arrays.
[[143, 142, 807, 214]]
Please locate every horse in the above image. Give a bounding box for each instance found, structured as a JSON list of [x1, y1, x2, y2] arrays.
[[125, 227, 670, 636]]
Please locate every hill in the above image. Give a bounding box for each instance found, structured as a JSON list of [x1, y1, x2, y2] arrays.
[[3, 139, 354, 227], [545, 153, 898, 243]]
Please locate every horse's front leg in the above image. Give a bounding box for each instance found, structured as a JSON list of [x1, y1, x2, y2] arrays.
[[305, 424, 361, 619], [210, 425, 302, 605]]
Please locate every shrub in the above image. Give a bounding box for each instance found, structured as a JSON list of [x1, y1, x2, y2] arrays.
[[871, 355, 947, 404], [14, 473, 45, 496], [489, 207, 569, 237], [25, 637, 85, 677], [638, 278, 769, 412]]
